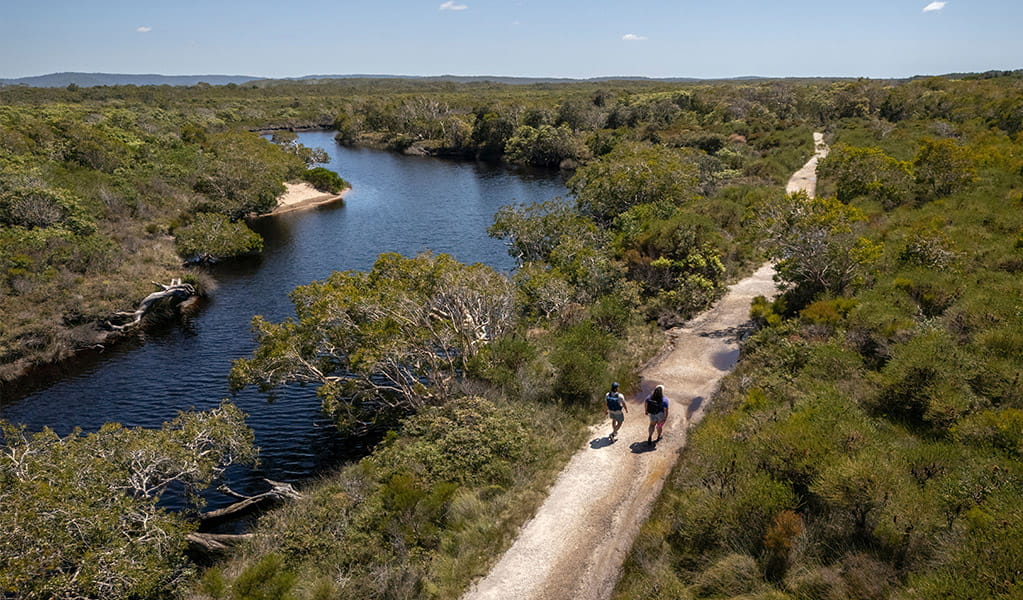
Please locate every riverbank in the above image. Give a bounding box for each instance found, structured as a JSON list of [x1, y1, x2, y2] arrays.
[[0, 182, 345, 393]]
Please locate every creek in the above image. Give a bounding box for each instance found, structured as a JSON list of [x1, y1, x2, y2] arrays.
[[0, 131, 568, 510]]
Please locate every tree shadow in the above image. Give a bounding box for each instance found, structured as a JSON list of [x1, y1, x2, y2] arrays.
[[712, 348, 740, 371], [589, 436, 615, 450]]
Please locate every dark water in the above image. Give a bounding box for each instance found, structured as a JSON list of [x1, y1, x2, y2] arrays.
[[0, 131, 568, 509]]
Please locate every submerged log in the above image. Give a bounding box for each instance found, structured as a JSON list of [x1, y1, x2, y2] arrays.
[[105, 278, 197, 331]]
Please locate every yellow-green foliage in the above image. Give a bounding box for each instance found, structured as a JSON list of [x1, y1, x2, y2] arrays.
[[199, 395, 591, 600], [174, 212, 263, 260], [618, 74, 1023, 600]]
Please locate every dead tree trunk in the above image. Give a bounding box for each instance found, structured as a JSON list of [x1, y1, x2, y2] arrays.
[[187, 479, 302, 556], [199, 479, 302, 526], [186, 532, 255, 553], [105, 278, 197, 331]]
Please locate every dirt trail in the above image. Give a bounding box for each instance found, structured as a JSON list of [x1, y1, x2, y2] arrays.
[[462, 133, 827, 600]]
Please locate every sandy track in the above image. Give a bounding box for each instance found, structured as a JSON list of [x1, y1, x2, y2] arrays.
[[462, 134, 826, 600]]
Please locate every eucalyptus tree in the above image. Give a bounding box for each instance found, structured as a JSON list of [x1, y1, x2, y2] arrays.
[[0, 403, 256, 600], [230, 252, 515, 428]]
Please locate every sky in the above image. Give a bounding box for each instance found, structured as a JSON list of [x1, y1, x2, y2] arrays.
[[1, 0, 1020, 80]]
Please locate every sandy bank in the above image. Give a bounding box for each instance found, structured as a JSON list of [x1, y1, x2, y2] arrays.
[[264, 182, 349, 216]]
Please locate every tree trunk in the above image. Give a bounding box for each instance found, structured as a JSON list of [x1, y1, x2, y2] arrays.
[[198, 479, 301, 526], [105, 278, 197, 331], [186, 532, 255, 553]]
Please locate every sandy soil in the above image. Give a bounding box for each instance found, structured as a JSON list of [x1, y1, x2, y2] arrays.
[[462, 133, 827, 600], [265, 182, 347, 216]]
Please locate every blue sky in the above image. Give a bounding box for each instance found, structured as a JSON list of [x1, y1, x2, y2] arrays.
[[1, 0, 1020, 79]]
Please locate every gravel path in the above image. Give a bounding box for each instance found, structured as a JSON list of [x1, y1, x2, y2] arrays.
[[462, 134, 826, 600]]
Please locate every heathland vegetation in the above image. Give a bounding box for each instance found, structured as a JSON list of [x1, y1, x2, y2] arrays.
[[616, 75, 1023, 600], [2, 72, 1021, 599]]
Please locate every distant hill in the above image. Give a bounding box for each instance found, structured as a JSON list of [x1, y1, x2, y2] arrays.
[[0, 71, 759, 89], [274, 74, 718, 85], [4, 71, 934, 90], [0, 72, 259, 88]]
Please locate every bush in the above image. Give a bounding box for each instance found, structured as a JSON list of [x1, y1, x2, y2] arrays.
[[692, 553, 764, 597], [301, 167, 348, 194], [874, 330, 985, 431], [174, 212, 263, 260], [953, 408, 1023, 457]]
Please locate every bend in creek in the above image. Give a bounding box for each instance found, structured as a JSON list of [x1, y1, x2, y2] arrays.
[[1, 131, 568, 511]]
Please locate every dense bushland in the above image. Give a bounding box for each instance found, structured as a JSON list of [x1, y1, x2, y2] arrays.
[[6, 73, 1021, 599], [0, 102, 341, 381], [616, 73, 1023, 600]]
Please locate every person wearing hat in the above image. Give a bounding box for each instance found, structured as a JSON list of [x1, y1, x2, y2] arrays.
[[604, 381, 627, 441]]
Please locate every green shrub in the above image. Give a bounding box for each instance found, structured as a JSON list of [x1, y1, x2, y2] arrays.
[[874, 330, 985, 431], [231, 554, 298, 600], [953, 408, 1023, 457], [692, 553, 764, 597], [174, 212, 263, 260], [301, 167, 348, 194], [549, 321, 615, 403]]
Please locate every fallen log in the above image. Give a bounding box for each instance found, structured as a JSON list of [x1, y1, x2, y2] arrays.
[[199, 478, 301, 525], [105, 278, 198, 331], [186, 532, 254, 553]]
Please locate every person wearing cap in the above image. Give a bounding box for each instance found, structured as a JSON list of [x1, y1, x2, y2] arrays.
[[604, 381, 627, 441]]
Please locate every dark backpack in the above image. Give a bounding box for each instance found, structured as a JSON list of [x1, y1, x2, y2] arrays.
[[646, 395, 663, 414], [606, 392, 623, 411]]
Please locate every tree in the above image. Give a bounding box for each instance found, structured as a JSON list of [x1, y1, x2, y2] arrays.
[[817, 143, 913, 209], [193, 132, 305, 218], [471, 110, 516, 158], [488, 198, 599, 265], [568, 142, 701, 225], [912, 137, 976, 200], [504, 124, 587, 167], [230, 252, 515, 428], [0, 403, 256, 600], [333, 110, 361, 145], [757, 191, 882, 301]]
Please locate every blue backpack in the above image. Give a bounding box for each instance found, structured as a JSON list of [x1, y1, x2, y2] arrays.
[[606, 392, 623, 411]]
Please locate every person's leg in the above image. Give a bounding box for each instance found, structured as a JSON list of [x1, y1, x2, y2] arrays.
[[655, 419, 665, 440]]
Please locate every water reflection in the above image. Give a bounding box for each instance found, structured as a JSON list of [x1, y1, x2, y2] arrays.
[[1, 133, 568, 509]]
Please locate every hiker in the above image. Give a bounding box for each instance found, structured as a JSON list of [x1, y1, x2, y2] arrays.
[[605, 381, 627, 440], [645, 385, 668, 444]]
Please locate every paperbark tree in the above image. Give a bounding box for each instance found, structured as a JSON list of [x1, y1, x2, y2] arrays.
[[0, 402, 256, 600], [229, 252, 515, 428]]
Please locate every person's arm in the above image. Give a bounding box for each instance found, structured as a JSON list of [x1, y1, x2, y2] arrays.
[[622, 394, 628, 412]]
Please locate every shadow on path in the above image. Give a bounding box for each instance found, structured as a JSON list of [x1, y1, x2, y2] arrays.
[[589, 437, 615, 450], [687, 396, 706, 419], [629, 441, 657, 454]]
